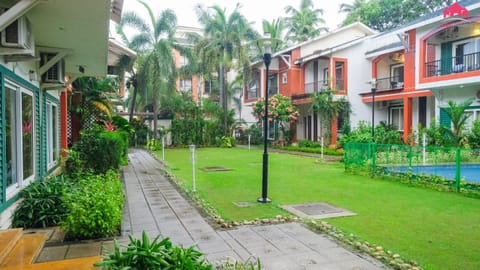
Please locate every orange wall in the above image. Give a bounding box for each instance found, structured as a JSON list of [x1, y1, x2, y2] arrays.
[[404, 30, 416, 92]]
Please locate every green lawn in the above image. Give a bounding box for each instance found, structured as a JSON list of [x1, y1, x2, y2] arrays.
[[157, 147, 480, 270]]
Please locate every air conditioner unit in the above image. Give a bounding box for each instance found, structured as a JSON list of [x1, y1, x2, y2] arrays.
[[378, 100, 389, 110], [1, 16, 33, 49], [41, 53, 65, 84]]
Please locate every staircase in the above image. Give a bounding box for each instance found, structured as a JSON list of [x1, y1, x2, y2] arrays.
[[0, 229, 101, 270]]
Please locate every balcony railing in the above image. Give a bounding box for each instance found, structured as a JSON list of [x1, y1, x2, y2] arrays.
[[375, 76, 404, 91], [425, 52, 480, 77], [305, 80, 329, 94]]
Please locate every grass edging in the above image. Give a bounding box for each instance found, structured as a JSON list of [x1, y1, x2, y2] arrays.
[[306, 219, 422, 270]]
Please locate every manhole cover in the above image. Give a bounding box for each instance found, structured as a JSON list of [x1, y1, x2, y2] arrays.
[[234, 201, 253, 207], [281, 202, 356, 219], [201, 166, 231, 171]]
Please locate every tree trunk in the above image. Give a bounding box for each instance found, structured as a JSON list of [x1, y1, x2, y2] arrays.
[[128, 85, 137, 123]]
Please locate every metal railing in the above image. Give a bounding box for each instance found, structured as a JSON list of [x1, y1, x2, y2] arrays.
[[425, 52, 480, 77], [375, 76, 404, 91], [304, 80, 329, 94], [344, 142, 480, 192]]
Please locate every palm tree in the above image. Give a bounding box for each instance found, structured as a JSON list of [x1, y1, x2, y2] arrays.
[[441, 99, 473, 145], [117, 0, 185, 138], [194, 3, 254, 136], [339, 0, 365, 14], [284, 0, 327, 43]]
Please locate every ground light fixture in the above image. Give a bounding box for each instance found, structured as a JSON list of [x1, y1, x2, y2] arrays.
[[258, 33, 272, 203]]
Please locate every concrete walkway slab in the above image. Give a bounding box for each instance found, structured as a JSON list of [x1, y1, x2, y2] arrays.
[[120, 149, 387, 270]]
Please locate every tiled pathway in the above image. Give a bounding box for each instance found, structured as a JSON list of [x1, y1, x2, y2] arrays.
[[121, 149, 386, 270]]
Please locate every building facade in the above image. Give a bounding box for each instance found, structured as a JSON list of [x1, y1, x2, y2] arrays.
[[0, 0, 125, 228]]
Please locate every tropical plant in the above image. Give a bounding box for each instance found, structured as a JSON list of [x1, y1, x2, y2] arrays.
[[467, 120, 480, 148], [311, 91, 351, 145], [12, 176, 71, 229], [71, 76, 118, 128], [61, 170, 124, 240], [96, 231, 211, 270], [441, 99, 473, 146], [117, 0, 185, 139], [284, 0, 327, 43], [195, 3, 255, 136]]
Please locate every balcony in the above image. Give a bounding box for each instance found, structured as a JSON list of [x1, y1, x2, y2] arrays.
[[425, 52, 480, 77], [375, 76, 404, 92], [305, 80, 329, 94]]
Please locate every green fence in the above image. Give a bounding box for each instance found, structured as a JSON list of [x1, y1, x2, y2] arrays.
[[344, 142, 480, 192]]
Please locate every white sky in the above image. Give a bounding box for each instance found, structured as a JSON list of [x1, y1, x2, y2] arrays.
[[121, 0, 354, 33]]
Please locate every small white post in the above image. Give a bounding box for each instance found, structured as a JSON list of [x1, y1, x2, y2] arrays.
[[321, 136, 324, 160], [162, 136, 165, 161], [134, 133, 137, 147], [422, 132, 427, 165], [248, 135, 251, 150], [189, 145, 196, 192]]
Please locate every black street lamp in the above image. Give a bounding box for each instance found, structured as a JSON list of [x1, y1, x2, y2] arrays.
[[371, 78, 377, 140], [258, 34, 272, 203]]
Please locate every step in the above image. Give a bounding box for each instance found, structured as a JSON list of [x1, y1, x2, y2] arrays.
[[0, 229, 23, 264], [0, 255, 102, 270], [0, 233, 46, 267]]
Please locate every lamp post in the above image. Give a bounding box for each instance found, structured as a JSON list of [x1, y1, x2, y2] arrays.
[[371, 78, 377, 140], [258, 33, 272, 203]]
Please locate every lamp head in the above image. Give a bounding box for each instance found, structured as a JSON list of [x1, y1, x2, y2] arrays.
[[263, 32, 272, 55]]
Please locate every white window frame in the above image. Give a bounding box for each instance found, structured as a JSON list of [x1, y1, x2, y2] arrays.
[[47, 101, 59, 169], [464, 109, 480, 131], [180, 79, 192, 92], [5, 79, 35, 200], [389, 106, 404, 132]]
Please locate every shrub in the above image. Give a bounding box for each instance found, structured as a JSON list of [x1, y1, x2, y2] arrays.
[[298, 140, 321, 148], [12, 176, 71, 229], [67, 126, 127, 174], [147, 138, 162, 151], [61, 170, 123, 240], [220, 136, 236, 148], [97, 231, 211, 270]]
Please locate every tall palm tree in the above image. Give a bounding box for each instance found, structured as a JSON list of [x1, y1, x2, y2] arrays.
[[194, 3, 254, 135], [117, 0, 185, 138], [284, 0, 327, 43], [339, 0, 365, 14]]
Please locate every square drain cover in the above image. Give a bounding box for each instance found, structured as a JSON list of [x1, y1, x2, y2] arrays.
[[281, 202, 356, 219]]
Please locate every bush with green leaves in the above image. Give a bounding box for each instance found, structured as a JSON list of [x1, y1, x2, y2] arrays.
[[61, 170, 123, 240], [220, 136, 236, 148], [66, 125, 127, 174], [147, 138, 162, 151], [467, 119, 480, 148], [339, 121, 402, 147], [97, 231, 211, 270], [12, 176, 72, 229]]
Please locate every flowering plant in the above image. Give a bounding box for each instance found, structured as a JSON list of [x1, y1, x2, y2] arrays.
[[251, 94, 299, 122]]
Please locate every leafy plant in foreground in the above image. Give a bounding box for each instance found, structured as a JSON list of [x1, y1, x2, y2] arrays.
[[97, 231, 211, 270], [12, 176, 71, 228]]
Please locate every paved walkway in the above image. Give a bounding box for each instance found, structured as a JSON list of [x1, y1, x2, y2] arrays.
[[120, 149, 386, 269]]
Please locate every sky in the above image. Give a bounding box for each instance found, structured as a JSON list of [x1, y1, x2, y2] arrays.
[[121, 0, 354, 33]]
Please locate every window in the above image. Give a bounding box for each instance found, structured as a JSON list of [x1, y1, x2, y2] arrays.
[[204, 80, 213, 93], [268, 74, 278, 97], [390, 64, 404, 88], [390, 107, 404, 131], [452, 38, 480, 71], [47, 102, 59, 169], [247, 71, 260, 99], [5, 80, 35, 198], [180, 55, 189, 67], [333, 58, 347, 91], [464, 109, 480, 130], [282, 72, 287, 84], [180, 79, 192, 92]]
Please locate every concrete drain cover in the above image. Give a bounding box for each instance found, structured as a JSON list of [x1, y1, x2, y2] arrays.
[[281, 202, 356, 219], [201, 166, 231, 172], [234, 201, 254, 207]]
